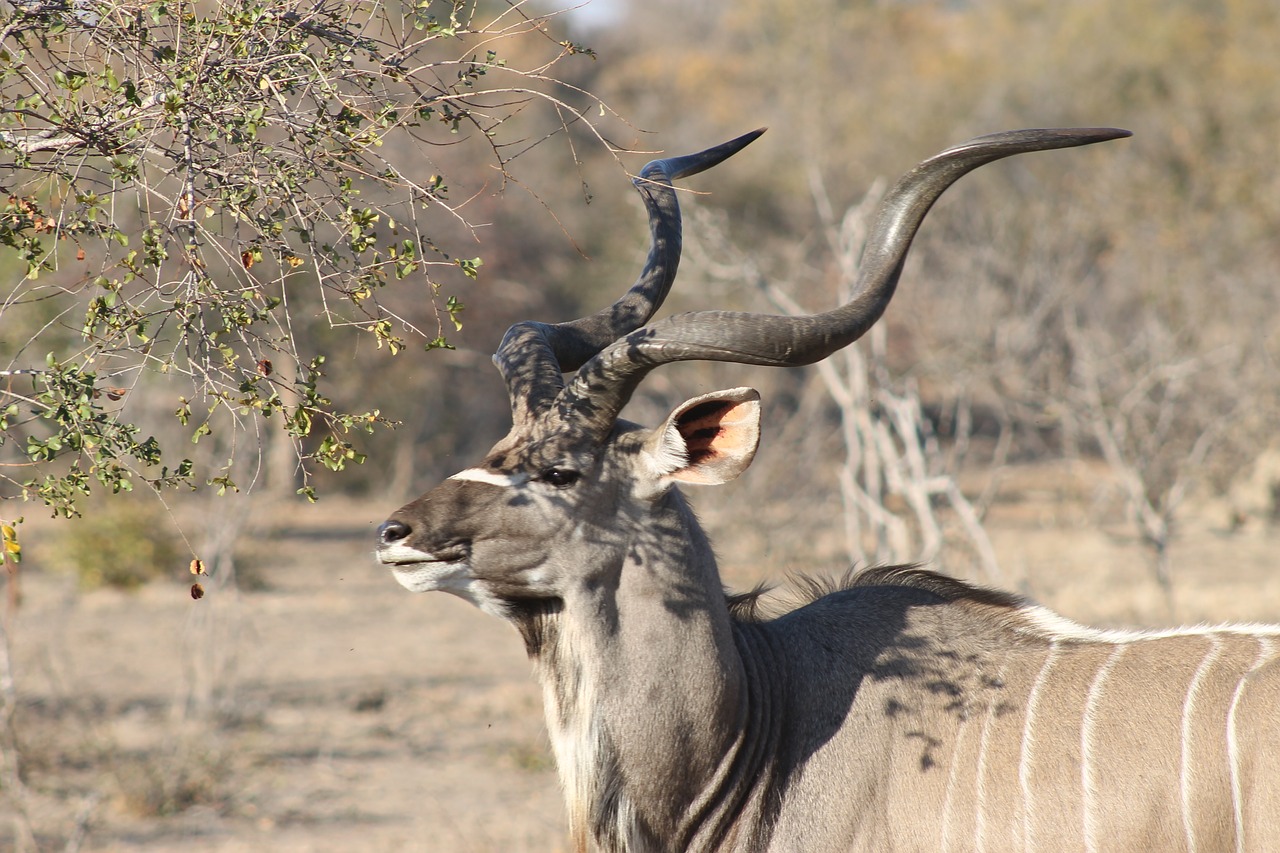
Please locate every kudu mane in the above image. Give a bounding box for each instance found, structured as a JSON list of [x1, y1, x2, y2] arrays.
[[725, 566, 1024, 625]]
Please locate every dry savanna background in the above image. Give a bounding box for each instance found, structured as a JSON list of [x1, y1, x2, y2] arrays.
[[2, 1, 1280, 850]]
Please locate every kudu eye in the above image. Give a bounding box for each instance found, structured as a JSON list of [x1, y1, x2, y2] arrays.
[[540, 467, 580, 489]]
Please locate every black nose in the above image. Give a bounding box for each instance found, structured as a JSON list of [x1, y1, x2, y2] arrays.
[[378, 519, 411, 545]]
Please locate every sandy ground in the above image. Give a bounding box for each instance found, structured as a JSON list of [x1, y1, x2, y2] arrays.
[[2, 463, 1278, 852]]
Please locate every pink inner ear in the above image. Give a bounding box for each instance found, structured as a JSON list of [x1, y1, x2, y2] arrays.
[[677, 401, 755, 471], [686, 426, 723, 466]]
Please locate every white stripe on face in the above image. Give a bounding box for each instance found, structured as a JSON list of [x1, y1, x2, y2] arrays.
[[448, 468, 529, 487]]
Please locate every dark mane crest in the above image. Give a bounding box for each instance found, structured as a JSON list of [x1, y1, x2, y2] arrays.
[[849, 565, 1027, 611], [725, 582, 776, 622], [724, 564, 1026, 624]]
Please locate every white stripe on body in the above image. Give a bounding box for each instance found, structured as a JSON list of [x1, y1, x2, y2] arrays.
[[1181, 635, 1223, 853], [1020, 643, 1059, 851], [1229, 637, 1276, 853], [1018, 606, 1280, 644], [1081, 645, 1125, 853], [941, 681, 978, 853], [972, 659, 1012, 853]]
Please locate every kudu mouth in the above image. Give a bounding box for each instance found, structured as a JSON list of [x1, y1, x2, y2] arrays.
[[376, 519, 470, 567]]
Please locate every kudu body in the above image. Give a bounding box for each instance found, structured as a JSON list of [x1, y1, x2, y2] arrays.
[[377, 128, 1280, 852]]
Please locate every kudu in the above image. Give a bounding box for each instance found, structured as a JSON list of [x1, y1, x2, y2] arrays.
[[376, 128, 1280, 852]]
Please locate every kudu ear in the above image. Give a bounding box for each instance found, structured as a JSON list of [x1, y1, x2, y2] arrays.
[[642, 388, 762, 486]]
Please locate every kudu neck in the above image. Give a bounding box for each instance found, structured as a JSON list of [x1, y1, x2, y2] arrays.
[[526, 488, 754, 848]]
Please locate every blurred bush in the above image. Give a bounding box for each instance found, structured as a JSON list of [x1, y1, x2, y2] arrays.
[[44, 495, 183, 590]]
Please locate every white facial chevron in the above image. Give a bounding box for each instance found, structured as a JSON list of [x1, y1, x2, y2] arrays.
[[448, 468, 529, 487]]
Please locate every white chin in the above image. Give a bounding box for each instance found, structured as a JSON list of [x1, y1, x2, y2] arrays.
[[391, 564, 447, 593], [379, 543, 469, 593], [387, 557, 476, 593], [387, 563, 509, 618]]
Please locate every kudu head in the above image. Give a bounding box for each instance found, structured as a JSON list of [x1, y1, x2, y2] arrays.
[[376, 127, 1130, 625]]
